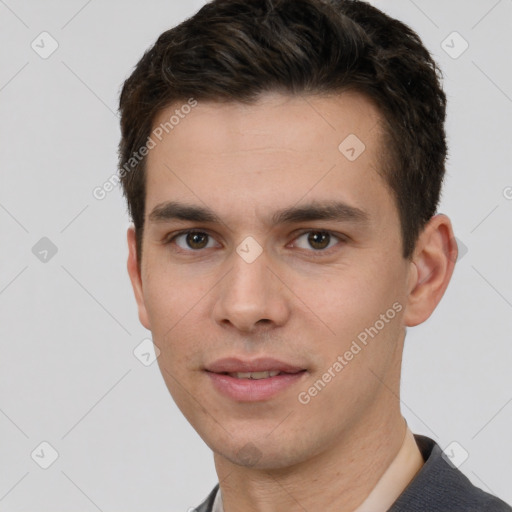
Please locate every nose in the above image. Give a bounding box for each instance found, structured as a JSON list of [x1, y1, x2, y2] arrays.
[[212, 246, 291, 334]]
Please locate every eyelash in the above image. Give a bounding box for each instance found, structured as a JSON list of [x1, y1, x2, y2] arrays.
[[163, 229, 346, 257]]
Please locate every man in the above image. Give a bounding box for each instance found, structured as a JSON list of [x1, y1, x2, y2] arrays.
[[118, 0, 511, 510]]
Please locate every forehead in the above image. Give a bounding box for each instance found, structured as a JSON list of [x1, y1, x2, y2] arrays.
[[144, 91, 395, 229], [150, 91, 383, 160]]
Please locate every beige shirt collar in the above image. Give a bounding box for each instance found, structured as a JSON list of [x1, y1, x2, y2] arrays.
[[353, 425, 424, 511], [212, 424, 424, 512]]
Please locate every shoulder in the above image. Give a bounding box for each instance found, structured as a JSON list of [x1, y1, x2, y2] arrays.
[[389, 435, 512, 512]]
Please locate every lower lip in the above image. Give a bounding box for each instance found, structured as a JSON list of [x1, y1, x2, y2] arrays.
[[206, 371, 307, 401]]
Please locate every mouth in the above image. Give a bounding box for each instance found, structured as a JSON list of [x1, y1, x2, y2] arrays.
[[204, 357, 308, 401], [211, 369, 306, 380], [204, 356, 307, 375]]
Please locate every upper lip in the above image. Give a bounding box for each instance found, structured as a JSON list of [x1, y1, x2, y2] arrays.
[[205, 357, 306, 374]]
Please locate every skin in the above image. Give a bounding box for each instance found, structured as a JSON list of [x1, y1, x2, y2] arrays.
[[127, 91, 457, 512]]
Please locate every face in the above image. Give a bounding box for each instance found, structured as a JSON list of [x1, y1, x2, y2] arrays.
[[127, 92, 418, 469]]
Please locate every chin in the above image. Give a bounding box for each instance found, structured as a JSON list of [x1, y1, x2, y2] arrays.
[[210, 435, 315, 471]]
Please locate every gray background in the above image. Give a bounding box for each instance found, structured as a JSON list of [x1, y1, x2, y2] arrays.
[[1, 0, 511, 510]]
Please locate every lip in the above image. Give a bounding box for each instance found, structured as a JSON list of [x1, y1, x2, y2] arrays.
[[204, 357, 308, 402], [205, 357, 306, 374]]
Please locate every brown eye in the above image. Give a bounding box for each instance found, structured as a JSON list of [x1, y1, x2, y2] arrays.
[[291, 230, 342, 253], [307, 231, 331, 250], [185, 232, 209, 249], [172, 231, 217, 251]]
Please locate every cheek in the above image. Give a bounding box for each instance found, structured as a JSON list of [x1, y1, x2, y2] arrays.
[[145, 274, 206, 412], [142, 264, 222, 377], [293, 259, 406, 385], [299, 266, 401, 339], [142, 273, 196, 365], [143, 258, 207, 329]]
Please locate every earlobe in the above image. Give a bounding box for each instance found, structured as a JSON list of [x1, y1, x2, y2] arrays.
[[126, 226, 151, 330], [403, 214, 457, 327]]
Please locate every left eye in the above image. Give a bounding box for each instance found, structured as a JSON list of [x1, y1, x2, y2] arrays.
[[292, 231, 341, 251]]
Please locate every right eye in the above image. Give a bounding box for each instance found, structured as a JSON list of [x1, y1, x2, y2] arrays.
[[166, 230, 221, 252]]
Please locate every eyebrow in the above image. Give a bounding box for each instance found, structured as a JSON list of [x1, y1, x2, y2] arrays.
[[148, 200, 369, 226]]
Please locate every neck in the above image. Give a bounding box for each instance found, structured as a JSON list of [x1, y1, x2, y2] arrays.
[[213, 405, 407, 512]]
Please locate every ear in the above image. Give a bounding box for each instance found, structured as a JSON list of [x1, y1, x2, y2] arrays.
[[127, 226, 151, 330], [403, 214, 458, 327]]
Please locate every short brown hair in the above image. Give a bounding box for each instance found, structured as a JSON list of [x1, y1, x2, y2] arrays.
[[118, 0, 447, 265]]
